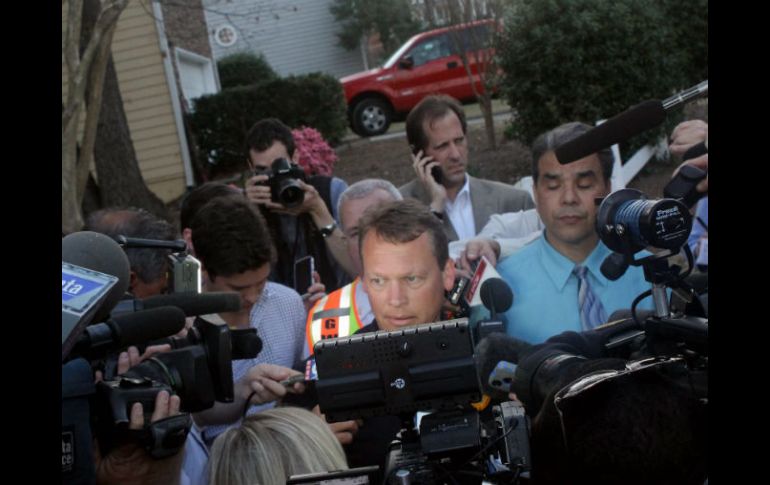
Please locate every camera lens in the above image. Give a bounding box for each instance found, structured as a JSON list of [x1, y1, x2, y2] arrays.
[[597, 188, 692, 254], [613, 198, 691, 250], [277, 179, 304, 207]]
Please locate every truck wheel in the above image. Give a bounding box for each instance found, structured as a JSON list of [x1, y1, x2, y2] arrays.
[[351, 98, 392, 137]]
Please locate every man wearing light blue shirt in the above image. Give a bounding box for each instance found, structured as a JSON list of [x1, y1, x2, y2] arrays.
[[497, 122, 651, 344]]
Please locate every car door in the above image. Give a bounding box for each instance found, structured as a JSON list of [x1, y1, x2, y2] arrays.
[[441, 23, 493, 100]]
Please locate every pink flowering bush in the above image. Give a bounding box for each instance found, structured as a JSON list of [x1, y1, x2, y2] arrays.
[[291, 126, 338, 177]]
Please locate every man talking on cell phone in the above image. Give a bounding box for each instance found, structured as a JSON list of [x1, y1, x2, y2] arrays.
[[399, 95, 534, 242]]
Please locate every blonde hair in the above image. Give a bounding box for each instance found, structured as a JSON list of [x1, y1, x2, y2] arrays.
[[208, 407, 348, 485]]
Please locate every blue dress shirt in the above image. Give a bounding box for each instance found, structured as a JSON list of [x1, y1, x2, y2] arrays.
[[497, 235, 653, 344]]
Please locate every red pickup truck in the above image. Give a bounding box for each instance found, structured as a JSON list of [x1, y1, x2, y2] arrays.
[[340, 20, 496, 137]]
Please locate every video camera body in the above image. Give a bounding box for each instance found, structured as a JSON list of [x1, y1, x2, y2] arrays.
[[313, 320, 531, 484], [89, 315, 261, 458], [383, 400, 530, 484], [62, 231, 264, 481], [256, 157, 307, 208]]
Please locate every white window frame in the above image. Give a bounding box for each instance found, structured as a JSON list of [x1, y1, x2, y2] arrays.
[[174, 47, 221, 108]]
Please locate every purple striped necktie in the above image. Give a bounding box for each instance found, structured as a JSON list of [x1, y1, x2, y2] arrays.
[[574, 265, 607, 330]]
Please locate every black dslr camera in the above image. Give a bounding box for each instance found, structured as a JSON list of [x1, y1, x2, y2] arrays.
[[256, 157, 307, 208]]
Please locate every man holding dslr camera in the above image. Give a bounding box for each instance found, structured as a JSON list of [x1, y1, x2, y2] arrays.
[[243, 118, 354, 292]]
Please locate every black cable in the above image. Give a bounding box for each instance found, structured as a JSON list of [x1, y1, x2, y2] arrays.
[[631, 289, 653, 326], [243, 390, 258, 418], [461, 418, 518, 467]]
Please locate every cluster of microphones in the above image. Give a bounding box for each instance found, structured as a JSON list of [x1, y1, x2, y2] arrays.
[[62, 231, 260, 473], [63, 80, 707, 483]]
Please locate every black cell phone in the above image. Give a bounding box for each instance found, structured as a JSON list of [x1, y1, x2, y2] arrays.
[[293, 255, 314, 297], [430, 165, 444, 184], [410, 144, 443, 184]]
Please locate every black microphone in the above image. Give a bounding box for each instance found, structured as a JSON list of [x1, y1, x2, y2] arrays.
[[62, 231, 132, 359], [475, 277, 514, 342], [62, 231, 131, 321], [111, 291, 242, 317], [115, 235, 188, 252], [555, 100, 666, 165], [71, 306, 186, 360], [475, 332, 533, 396], [480, 278, 514, 317], [555, 80, 708, 165], [681, 141, 707, 161]]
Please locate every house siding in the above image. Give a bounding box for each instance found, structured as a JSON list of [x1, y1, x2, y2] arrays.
[[62, 0, 188, 204], [111, 2, 187, 203], [204, 0, 366, 79]]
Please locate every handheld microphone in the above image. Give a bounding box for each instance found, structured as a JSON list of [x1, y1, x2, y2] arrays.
[[111, 291, 242, 317], [62, 232, 131, 360], [480, 278, 514, 317], [681, 141, 707, 161], [475, 278, 514, 342], [62, 231, 131, 320], [70, 306, 186, 360], [555, 80, 708, 165]]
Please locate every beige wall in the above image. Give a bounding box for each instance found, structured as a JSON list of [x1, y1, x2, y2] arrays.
[[62, 0, 188, 203]]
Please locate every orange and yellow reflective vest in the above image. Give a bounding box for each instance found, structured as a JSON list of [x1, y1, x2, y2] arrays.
[[304, 278, 364, 356]]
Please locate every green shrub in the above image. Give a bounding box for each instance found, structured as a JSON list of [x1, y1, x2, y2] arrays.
[[188, 73, 348, 178], [497, 0, 707, 151], [217, 52, 278, 89]]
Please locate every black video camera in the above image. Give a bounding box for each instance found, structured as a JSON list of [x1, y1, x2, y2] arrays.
[[92, 316, 260, 458], [314, 320, 531, 483], [256, 157, 307, 208], [384, 400, 531, 484]]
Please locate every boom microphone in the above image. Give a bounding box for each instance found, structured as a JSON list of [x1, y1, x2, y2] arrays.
[[111, 291, 242, 317], [70, 306, 186, 360], [555, 100, 666, 165], [115, 235, 187, 252], [555, 80, 708, 165]]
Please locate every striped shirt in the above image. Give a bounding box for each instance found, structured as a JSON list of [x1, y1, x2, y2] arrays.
[[201, 281, 306, 442]]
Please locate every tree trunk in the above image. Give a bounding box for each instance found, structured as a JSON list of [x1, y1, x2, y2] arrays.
[[90, 57, 169, 220], [480, 93, 496, 150], [62, 0, 129, 233]]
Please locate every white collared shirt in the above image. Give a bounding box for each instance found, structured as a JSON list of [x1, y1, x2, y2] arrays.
[[354, 277, 375, 325], [445, 176, 476, 240]]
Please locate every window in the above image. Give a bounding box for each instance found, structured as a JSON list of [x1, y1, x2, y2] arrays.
[[407, 34, 453, 66], [175, 48, 219, 110]]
